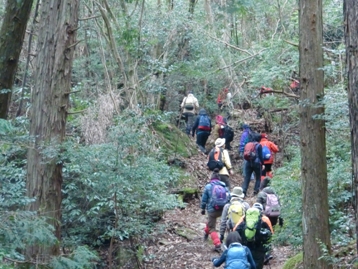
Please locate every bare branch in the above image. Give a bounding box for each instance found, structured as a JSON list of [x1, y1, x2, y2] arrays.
[[67, 39, 83, 49], [284, 39, 299, 47], [79, 14, 101, 21], [209, 35, 253, 56]]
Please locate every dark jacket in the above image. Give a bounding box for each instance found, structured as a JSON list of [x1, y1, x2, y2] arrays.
[[256, 187, 280, 211], [192, 108, 212, 134]]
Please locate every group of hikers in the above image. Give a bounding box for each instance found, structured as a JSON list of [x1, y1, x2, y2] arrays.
[[180, 91, 282, 269]]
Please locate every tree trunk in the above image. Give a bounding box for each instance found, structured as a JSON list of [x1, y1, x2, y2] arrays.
[[344, 0, 358, 253], [299, 0, 332, 268], [26, 0, 79, 262], [0, 0, 34, 119]]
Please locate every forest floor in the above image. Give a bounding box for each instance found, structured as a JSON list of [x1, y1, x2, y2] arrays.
[[144, 115, 295, 269]]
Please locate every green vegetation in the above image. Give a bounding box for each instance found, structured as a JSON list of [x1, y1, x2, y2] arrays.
[[0, 0, 352, 267]]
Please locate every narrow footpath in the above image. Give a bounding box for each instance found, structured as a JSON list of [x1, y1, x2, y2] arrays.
[[145, 147, 293, 269]]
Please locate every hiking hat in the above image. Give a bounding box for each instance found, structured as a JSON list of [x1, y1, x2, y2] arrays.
[[215, 138, 226, 147], [261, 133, 268, 138], [253, 203, 263, 212], [231, 187, 245, 199]]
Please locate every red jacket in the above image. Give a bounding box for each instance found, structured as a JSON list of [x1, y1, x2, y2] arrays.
[[260, 138, 279, 164]]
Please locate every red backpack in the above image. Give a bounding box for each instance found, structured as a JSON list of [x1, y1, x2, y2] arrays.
[[243, 142, 258, 161]]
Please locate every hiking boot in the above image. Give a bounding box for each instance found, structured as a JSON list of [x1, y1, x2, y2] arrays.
[[203, 233, 209, 241], [264, 254, 273, 265], [213, 245, 222, 253]]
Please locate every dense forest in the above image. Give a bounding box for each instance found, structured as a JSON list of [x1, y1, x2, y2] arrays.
[[1, 0, 357, 268]]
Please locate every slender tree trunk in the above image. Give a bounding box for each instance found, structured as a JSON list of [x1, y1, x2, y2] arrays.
[[26, 0, 79, 261], [299, 0, 332, 268], [0, 0, 34, 119], [344, 0, 358, 253], [17, 0, 41, 117]]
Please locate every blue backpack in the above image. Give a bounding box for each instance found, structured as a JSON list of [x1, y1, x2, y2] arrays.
[[210, 181, 227, 210], [198, 115, 211, 131], [262, 145, 271, 160]]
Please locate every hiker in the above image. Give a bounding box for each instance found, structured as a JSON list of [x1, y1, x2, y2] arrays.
[[223, 118, 234, 150], [234, 203, 274, 269], [217, 88, 229, 110], [192, 108, 212, 153], [201, 168, 230, 252], [260, 133, 279, 178], [238, 124, 253, 180], [211, 138, 234, 190], [219, 187, 250, 243], [212, 115, 225, 141], [256, 177, 283, 227], [242, 134, 264, 197], [212, 232, 256, 269], [180, 91, 199, 136]]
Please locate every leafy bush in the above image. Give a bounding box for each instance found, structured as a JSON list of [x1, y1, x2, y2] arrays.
[[62, 113, 181, 249]]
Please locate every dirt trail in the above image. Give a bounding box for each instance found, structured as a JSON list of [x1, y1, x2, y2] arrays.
[[145, 145, 292, 269]]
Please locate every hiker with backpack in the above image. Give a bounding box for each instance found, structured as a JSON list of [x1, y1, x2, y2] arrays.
[[242, 134, 264, 197], [180, 91, 199, 136], [212, 115, 225, 141], [207, 138, 234, 190], [192, 108, 212, 153], [256, 177, 283, 227], [238, 124, 254, 180], [260, 133, 279, 178], [201, 168, 230, 252], [219, 187, 250, 243], [234, 203, 274, 269], [212, 232, 257, 269], [223, 118, 234, 150], [212, 116, 234, 151]]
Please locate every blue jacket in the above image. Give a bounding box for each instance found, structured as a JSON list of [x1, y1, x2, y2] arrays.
[[192, 109, 212, 134], [238, 126, 251, 153], [201, 179, 229, 213], [212, 243, 256, 269]]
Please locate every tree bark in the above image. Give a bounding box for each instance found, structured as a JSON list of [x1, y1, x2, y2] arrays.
[[344, 0, 358, 253], [299, 0, 332, 268], [0, 0, 34, 119], [26, 0, 79, 261]]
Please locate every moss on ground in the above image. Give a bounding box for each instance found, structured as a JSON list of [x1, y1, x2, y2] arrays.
[[282, 252, 302, 269], [153, 121, 196, 158]]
